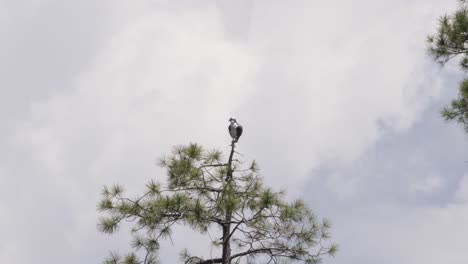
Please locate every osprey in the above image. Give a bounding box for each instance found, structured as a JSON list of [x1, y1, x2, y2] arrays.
[[228, 118, 243, 143]]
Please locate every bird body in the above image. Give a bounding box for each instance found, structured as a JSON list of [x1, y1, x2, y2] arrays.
[[228, 118, 243, 143]]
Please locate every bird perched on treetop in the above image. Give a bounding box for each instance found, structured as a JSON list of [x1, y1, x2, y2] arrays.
[[228, 118, 243, 143]]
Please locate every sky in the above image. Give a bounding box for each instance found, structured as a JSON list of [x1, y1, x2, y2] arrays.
[[1, 0, 468, 263]]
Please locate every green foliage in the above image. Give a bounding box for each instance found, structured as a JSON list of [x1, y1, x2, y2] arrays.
[[428, 1, 468, 131], [98, 143, 336, 264]]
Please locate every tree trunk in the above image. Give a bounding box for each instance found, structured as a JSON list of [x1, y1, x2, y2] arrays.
[[221, 142, 236, 264], [221, 219, 231, 264]]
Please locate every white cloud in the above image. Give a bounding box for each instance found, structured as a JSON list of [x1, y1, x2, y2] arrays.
[[1, 0, 466, 263], [332, 202, 468, 264], [238, 0, 454, 191], [7, 3, 258, 263], [20, 2, 259, 186], [409, 174, 444, 193], [325, 172, 361, 201], [455, 174, 468, 202]]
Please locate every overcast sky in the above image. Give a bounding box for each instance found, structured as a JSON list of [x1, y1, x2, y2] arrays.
[[1, 0, 468, 263]]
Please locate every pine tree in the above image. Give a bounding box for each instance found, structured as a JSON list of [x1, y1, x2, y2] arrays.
[[427, 0, 468, 132], [97, 141, 337, 264]]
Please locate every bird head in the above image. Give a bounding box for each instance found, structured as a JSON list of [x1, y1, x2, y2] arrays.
[[229, 118, 237, 123]]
